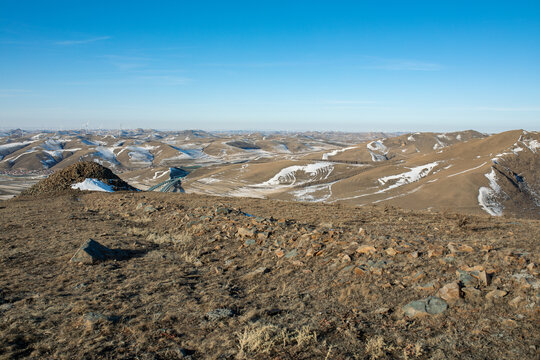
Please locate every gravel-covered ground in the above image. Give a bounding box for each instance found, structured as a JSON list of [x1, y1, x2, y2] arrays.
[[0, 191, 538, 359]]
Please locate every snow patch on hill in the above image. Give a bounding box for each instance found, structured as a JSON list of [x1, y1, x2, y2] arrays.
[[0, 141, 34, 159], [127, 145, 155, 164], [71, 178, 114, 192], [260, 162, 334, 186], [522, 139, 539, 153], [478, 169, 503, 216], [378, 162, 440, 192], [292, 182, 334, 202], [322, 146, 356, 160], [367, 140, 387, 153], [274, 143, 291, 153], [93, 147, 120, 165]]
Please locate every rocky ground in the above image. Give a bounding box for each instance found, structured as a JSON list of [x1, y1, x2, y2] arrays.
[[0, 190, 539, 359]]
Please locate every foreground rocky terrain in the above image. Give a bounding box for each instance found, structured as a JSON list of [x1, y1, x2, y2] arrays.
[[1, 188, 538, 359]]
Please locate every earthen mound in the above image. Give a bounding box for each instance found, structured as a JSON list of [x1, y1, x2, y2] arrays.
[[21, 161, 137, 195]]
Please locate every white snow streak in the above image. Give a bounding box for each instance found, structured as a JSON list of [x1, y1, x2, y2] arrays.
[[377, 162, 440, 191], [259, 162, 333, 186], [71, 178, 114, 192], [478, 169, 503, 216], [322, 146, 356, 160], [447, 162, 487, 177]]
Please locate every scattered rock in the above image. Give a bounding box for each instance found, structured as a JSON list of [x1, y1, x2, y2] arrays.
[[0, 303, 13, 311], [257, 232, 269, 240], [245, 267, 269, 278], [502, 319, 518, 327], [526, 262, 537, 275], [403, 296, 448, 317], [354, 266, 367, 276], [437, 282, 462, 303], [456, 270, 476, 286], [374, 307, 390, 314], [237, 227, 256, 238], [83, 312, 120, 329], [356, 245, 376, 255], [285, 249, 297, 258], [385, 247, 398, 256], [472, 270, 491, 286], [410, 271, 426, 282], [459, 244, 474, 252], [70, 239, 118, 264], [485, 289, 507, 300], [205, 308, 234, 321], [428, 247, 444, 258], [415, 281, 439, 292], [509, 296, 525, 308], [144, 205, 157, 213], [461, 287, 481, 300]]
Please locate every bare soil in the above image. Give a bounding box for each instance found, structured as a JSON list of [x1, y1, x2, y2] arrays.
[[0, 191, 538, 359]]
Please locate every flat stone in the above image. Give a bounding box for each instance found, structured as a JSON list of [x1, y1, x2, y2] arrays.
[[456, 270, 476, 286], [237, 227, 256, 238], [403, 300, 428, 317], [425, 296, 448, 314], [411, 271, 426, 282], [70, 239, 115, 264], [216, 207, 231, 215], [244, 239, 256, 246], [415, 281, 439, 292], [403, 296, 447, 317], [257, 232, 269, 240], [509, 296, 525, 308], [459, 244, 474, 252], [285, 249, 297, 258], [428, 247, 444, 257], [486, 289, 507, 299], [144, 205, 157, 213], [0, 303, 13, 311], [205, 308, 234, 321], [437, 282, 461, 303], [354, 266, 367, 276], [275, 249, 285, 258], [473, 270, 491, 286], [385, 247, 398, 256], [462, 287, 481, 299], [242, 266, 270, 279], [356, 245, 376, 255]]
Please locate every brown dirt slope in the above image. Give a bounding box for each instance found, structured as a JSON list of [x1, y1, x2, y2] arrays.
[[0, 191, 538, 359], [21, 161, 137, 195]]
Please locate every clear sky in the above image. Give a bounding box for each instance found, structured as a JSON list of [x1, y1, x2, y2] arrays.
[[1, 1, 539, 132]]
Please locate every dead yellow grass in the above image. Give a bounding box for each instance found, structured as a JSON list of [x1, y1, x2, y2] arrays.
[[236, 323, 317, 358]]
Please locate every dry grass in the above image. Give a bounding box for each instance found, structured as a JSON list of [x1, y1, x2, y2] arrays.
[[236, 323, 317, 358], [365, 335, 394, 359]]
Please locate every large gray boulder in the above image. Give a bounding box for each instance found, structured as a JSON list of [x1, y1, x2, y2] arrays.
[[70, 239, 115, 264]]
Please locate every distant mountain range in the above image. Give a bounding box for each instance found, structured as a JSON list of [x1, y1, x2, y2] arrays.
[[1, 129, 538, 218]]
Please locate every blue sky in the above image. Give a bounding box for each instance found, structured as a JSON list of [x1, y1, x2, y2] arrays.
[[1, 1, 539, 132]]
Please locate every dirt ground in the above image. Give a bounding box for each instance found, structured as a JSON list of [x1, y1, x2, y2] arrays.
[[0, 191, 538, 359]]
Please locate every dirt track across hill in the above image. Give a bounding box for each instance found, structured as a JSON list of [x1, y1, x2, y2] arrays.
[[0, 191, 538, 359]]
